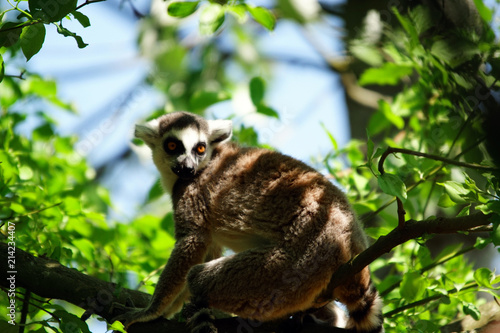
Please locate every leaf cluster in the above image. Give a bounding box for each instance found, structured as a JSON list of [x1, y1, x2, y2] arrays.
[[322, 3, 500, 330], [0, 0, 92, 79], [1, 1, 500, 332], [0, 78, 176, 331]]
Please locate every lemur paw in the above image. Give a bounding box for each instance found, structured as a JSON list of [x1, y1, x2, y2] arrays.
[[187, 308, 217, 333]]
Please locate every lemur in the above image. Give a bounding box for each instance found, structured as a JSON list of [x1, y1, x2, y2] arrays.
[[113, 111, 384, 333]]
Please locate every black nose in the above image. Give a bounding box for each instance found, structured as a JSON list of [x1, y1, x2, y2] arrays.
[[172, 165, 196, 179]]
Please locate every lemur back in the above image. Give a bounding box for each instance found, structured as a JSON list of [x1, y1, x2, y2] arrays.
[[114, 112, 384, 333]]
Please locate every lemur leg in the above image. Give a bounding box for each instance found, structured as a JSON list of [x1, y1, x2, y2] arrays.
[[186, 245, 337, 322], [163, 285, 190, 318]]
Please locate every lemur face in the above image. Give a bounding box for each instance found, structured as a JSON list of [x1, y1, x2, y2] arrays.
[[135, 112, 232, 182], [162, 126, 210, 179]]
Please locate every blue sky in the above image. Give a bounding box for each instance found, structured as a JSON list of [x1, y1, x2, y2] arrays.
[[24, 0, 350, 221]]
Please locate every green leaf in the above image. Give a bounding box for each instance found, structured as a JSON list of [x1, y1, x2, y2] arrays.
[[72, 239, 95, 262], [457, 205, 470, 217], [167, 1, 200, 18], [474, 267, 495, 289], [393, 8, 419, 50], [359, 62, 413, 86], [491, 223, 500, 246], [351, 42, 383, 66], [189, 90, 230, 111], [462, 302, 481, 321], [72, 11, 91, 28], [53, 310, 91, 333], [20, 23, 46, 61], [29, 0, 78, 23], [0, 22, 22, 47], [249, 76, 265, 106], [473, 0, 493, 23], [414, 320, 440, 332], [438, 181, 473, 204], [146, 180, 164, 203], [378, 173, 407, 202], [23, 76, 57, 97], [409, 6, 433, 35], [321, 123, 338, 152], [256, 105, 279, 119], [400, 272, 427, 301], [379, 100, 405, 130], [246, 5, 276, 30], [199, 3, 225, 35], [226, 4, 247, 23], [63, 197, 81, 216], [56, 25, 88, 48], [366, 137, 374, 162], [19, 165, 34, 180], [431, 39, 479, 68], [477, 200, 500, 215], [438, 193, 455, 208], [368, 99, 405, 134], [132, 138, 144, 146]]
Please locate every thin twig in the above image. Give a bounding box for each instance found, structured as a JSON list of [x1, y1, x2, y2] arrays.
[[379, 147, 498, 174], [384, 282, 477, 317], [75, 0, 106, 11], [0, 20, 41, 33], [4, 71, 26, 80], [380, 245, 477, 297], [3, 202, 63, 221], [363, 137, 490, 223], [377, 148, 406, 227]]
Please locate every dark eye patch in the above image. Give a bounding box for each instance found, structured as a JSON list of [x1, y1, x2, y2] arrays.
[[163, 137, 185, 155]]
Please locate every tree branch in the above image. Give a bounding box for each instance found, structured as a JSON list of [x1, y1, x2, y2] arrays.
[[0, 243, 346, 332], [0, 20, 41, 33], [378, 147, 499, 174], [0, 212, 492, 332], [0, 243, 150, 323], [75, 0, 106, 11], [318, 212, 492, 303]]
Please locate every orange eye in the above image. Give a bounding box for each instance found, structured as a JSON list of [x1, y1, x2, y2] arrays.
[[196, 145, 206, 154], [167, 142, 177, 151]]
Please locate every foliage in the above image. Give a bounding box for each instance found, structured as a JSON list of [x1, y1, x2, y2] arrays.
[[0, 0, 92, 67], [324, 3, 500, 330], [1, 1, 500, 333]]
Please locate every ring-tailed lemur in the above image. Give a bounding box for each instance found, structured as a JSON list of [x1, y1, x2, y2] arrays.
[[113, 111, 384, 332]]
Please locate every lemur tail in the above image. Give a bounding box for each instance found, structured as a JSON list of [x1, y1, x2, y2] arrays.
[[346, 284, 384, 333]]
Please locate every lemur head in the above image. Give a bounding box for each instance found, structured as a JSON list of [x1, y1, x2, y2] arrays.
[[135, 112, 232, 187]]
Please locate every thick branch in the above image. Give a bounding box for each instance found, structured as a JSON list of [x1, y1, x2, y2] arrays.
[[0, 212, 492, 332], [318, 212, 492, 302], [0, 243, 345, 332], [0, 243, 150, 322]]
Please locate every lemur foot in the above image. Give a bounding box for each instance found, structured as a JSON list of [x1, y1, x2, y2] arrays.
[[185, 301, 217, 333]]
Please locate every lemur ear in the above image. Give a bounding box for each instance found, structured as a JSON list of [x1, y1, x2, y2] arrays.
[[135, 118, 160, 148], [208, 119, 233, 144]]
